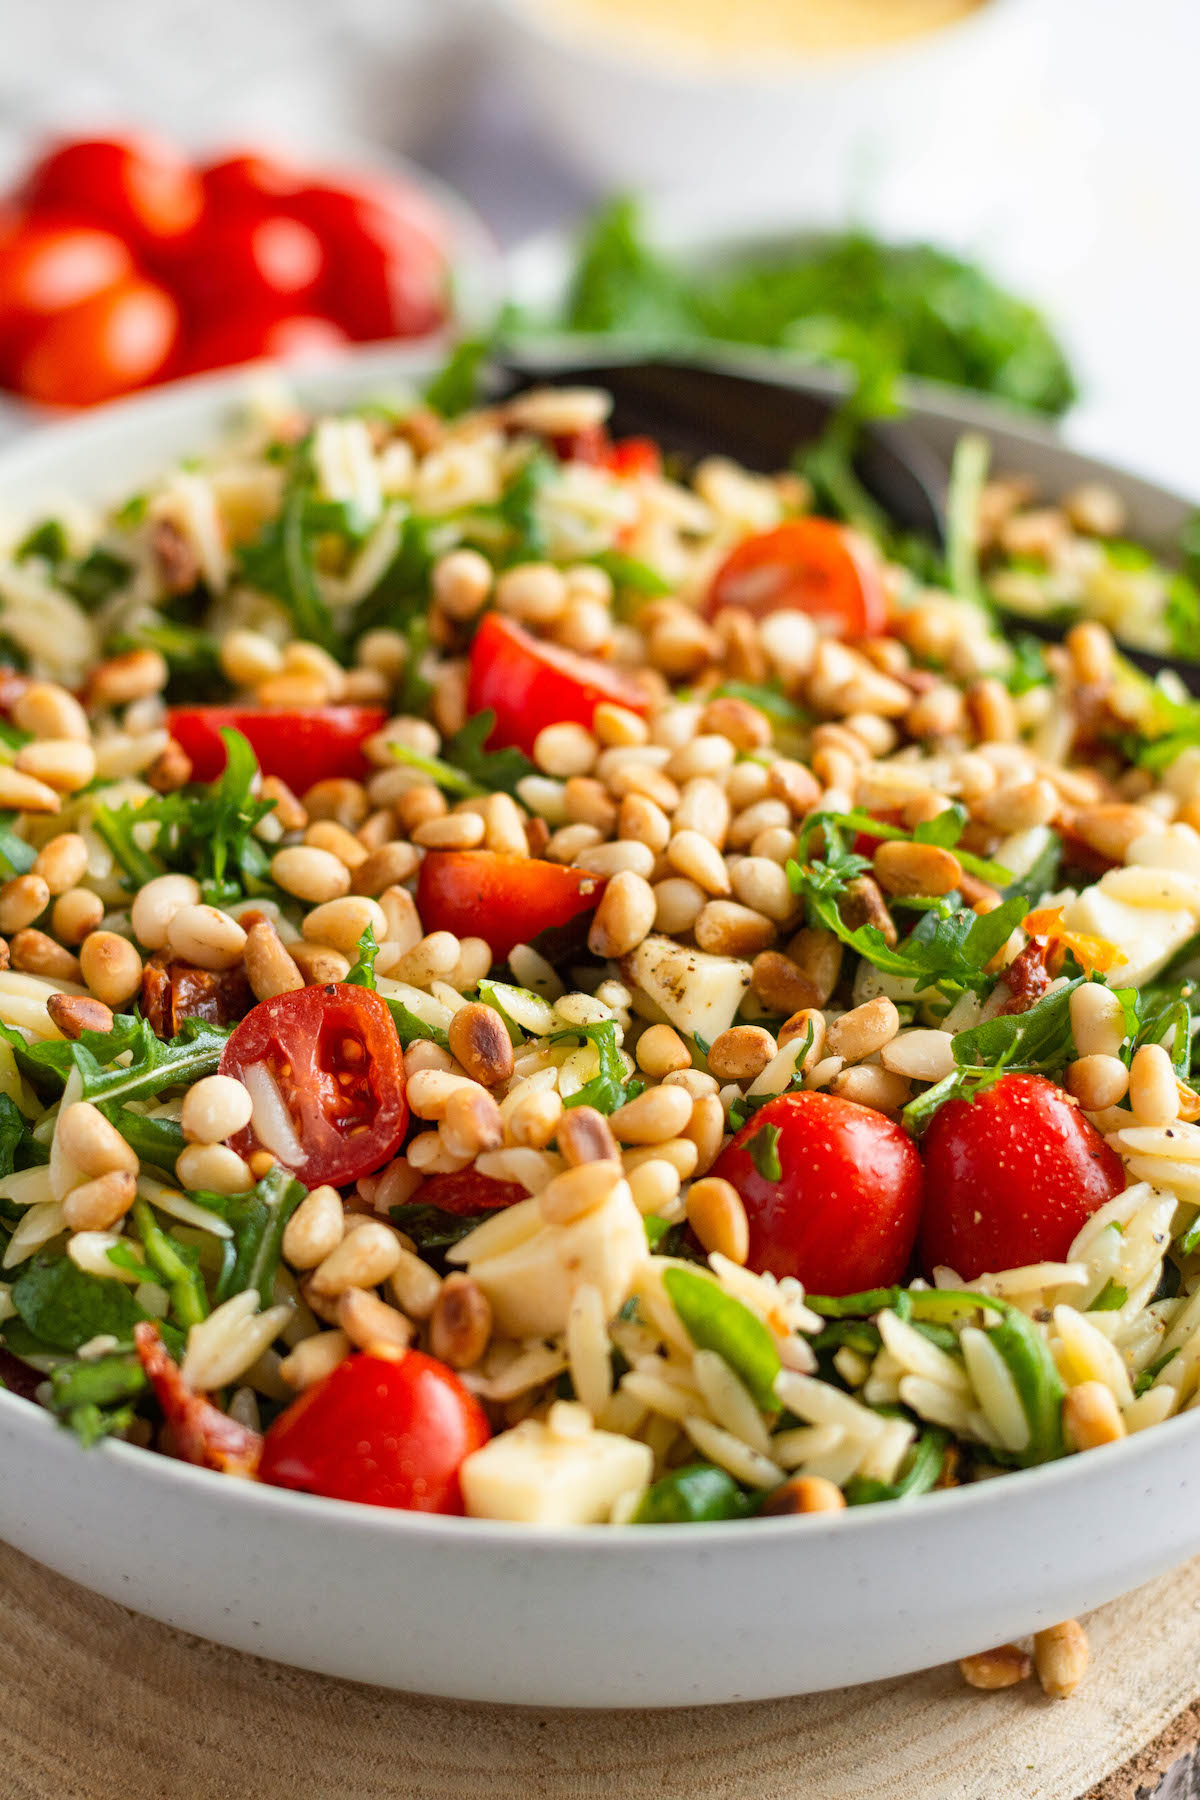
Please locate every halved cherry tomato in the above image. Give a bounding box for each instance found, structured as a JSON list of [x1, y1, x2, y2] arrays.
[[706, 518, 887, 638], [24, 133, 203, 251], [0, 215, 134, 357], [294, 178, 448, 341], [919, 1072, 1125, 1281], [200, 150, 307, 212], [710, 1090, 924, 1295], [412, 1170, 527, 1214], [135, 1322, 262, 1476], [259, 1351, 489, 1514], [166, 212, 325, 315], [175, 307, 348, 378], [167, 706, 385, 791], [11, 276, 180, 407], [467, 612, 651, 756], [417, 849, 605, 963], [219, 984, 408, 1189]]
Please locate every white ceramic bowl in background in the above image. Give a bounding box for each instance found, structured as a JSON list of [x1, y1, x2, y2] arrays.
[[482, 0, 1047, 203], [0, 348, 1197, 1708]]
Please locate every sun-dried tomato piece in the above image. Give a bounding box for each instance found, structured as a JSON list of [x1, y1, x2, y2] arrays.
[[134, 1321, 262, 1478], [141, 953, 252, 1039], [995, 938, 1053, 1016]]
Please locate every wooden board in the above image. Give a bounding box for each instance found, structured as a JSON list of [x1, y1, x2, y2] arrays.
[[1, 1538, 1198, 1800]]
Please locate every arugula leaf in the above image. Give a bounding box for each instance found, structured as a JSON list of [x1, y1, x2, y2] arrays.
[[349, 510, 438, 643], [794, 805, 1010, 889], [945, 432, 990, 608], [345, 924, 378, 990], [1005, 633, 1052, 696], [47, 1351, 147, 1428], [1089, 1279, 1128, 1312], [107, 620, 223, 698], [478, 451, 555, 566], [707, 680, 809, 725], [844, 1426, 949, 1505], [132, 1198, 209, 1329], [748, 1121, 782, 1180], [547, 1019, 641, 1115], [424, 337, 490, 417], [903, 978, 1086, 1134], [15, 518, 69, 564], [211, 1163, 306, 1308], [10, 1254, 149, 1352], [238, 459, 348, 656], [103, 1106, 184, 1172], [440, 713, 537, 800], [20, 525, 134, 610], [383, 999, 449, 1049], [54, 1013, 231, 1107], [633, 1463, 753, 1524], [663, 1266, 781, 1411]]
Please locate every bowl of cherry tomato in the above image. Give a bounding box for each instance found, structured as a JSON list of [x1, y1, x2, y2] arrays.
[[0, 130, 504, 412]]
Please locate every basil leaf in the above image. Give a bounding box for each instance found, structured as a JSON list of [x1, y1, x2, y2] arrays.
[[663, 1266, 781, 1411], [633, 1463, 753, 1524]]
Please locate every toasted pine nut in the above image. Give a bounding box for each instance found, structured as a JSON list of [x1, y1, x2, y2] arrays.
[[14, 737, 96, 793], [966, 679, 1018, 744], [302, 895, 387, 956], [1069, 982, 1127, 1059], [413, 812, 486, 850], [778, 1009, 826, 1066], [538, 1159, 623, 1224], [1033, 1620, 1088, 1699], [751, 951, 821, 1017], [130, 873, 201, 950], [699, 694, 772, 750], [759, 1475, 847, 1516], [406, 1068, 478, 1121], [505, 1087, 564, 1149], [62, 1167, 137, 1232], [667, 829, 731, 895], [389, 1246, 443, 1321], [356, 841, 420, 894], [1065, 619, 1115, 685], [653, 877, 706, 934], [879, 1028, 956, 1084], [686, 1176, 749, 1264], [57, 1101, 138, 1178], [829, 1065, 911, 1112], [730, 856, 795, 924], [0, 874, 48, 933], [88, 647, 167, 706], [788, 927, 844, 1006], [302, 777, 367, 826], [0, 766, 60, 813], [304, 820, 369, 869], [49, 886, 102, 945], [974, 778, 1059, 834], [609, 1085, 694, 1145], [281, 1185, 345, 1270], [291, 943, 350, 985], [79, 931, 143, 1007], [825, 997, 900, 1064], [309, 1221, 403, 1296], [557, 1105, 619, 1166], [1129, 1043, 1179, 1126], [959, 1645, 1032, 1689], [271, 845, 353, 903], [429, 1272, 493, 1368], [695, 900, 776, 957], [684, 1092, 726, 1174], [243, 922, 304, 1000], [589, 870, 656, 958], [280, 1330, 352, 1390], [635, 1024, 691, 1078], [624, 1137, 699, 1180], [12, 681, 88, 741], [767, 759, 822, 815], [10, 928, 80, 981], [46, 993, 113, 1039], [442, 1084, 504, 1157], [32, 832, 88, 895], [433, 547, 493, 620], [447, 1003, 516, 1088], [1064, 1380, 1127, 1451], [873, 840, 962, 898], [166, 904, 246, 972], [390, 931, 462, 986], [1072, 802, 1157, 864], [337, 1288, 413, 1359], [181, 1074, 254, 1145], [175, 1143, 255, 1194], [1065, 1054, 1129, 1112], [707, 1027, 777, 1083]]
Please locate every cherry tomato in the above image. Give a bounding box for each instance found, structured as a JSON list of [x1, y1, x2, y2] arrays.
[[553, 425, 662, 479], [412, 1170, 527, 1214], [294, 178, 448, 340], [706, 518, 887, 637], [710, 1091, 924, 1295], [919, 1073, 1125, 1281], [417, 849, 605, 963], [219, 984, 408, 1189], [200, 150, 307, 212], [176, 306, 348, 378], [24, 133, 203, 251], [467, 612, 651, 756], [11, 277, 180, 407], [0, 215, 134, 356], [167, 706, 385, 791], [167, 212, 325, 315], [259, 1351, 489, 1513]]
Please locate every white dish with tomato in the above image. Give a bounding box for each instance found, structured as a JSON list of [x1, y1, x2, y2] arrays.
[[0, 351, 1199, 1704]]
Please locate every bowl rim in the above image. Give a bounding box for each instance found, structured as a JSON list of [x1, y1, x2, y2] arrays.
[[0, 340, 1195, 1552]]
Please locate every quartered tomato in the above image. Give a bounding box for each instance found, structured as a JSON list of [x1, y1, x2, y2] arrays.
[[167, 705, 385, 791], [919, 1073, 1125, 1281], [219, 984, 408, 1189], [0, 215, 134, 357], [259, 1351, 489, 1513], [411, 1170, 527, 1215], [12, 276, 180, 407], [706, 517, 888, 637], [417, 849, 605, 963], [24, 133, 203, 251], [710, 1090, 924, 1295], [467, 612, 651, 756]]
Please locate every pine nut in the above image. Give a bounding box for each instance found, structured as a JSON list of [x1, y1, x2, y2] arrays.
[[129, 873, 201, 950], [291, 944, 349, 985], [588, 870, 656, 958], [624, 1137, 699, 1179], [1064, 1380, 1127, 1451], [1071, 802, 1157, 864], [88, 648, 167, 706], [242, 922, 304, 1000], [281, 1185, 345, 1270], [686, 1176, 750, 1263], [759, 1475, 847, 1516], [557, 1105, 619, 1166], [32, 833, 88, 896], [1065, 1054, 1129, 1111], [175, 1143, 255, 1194], [387, 1245, 443, 1321], [337, 1287, 413, 1358], [788, 928, 844, 1006], [667, 829, 730, 895], [825, 996, 900, 1063], [62, 1168, 137, 1232], [563, 776, 618, 833], [166, 904, 246, 972], [959, 1645, 1032, 1689], [873, 840, 962, 898], [57, 1101, 138, 1177], [1129, 1043, 1179, 1125], [271, 845, 353, 903], [880, 1029, 956, 1084], [699, 694, 772, 750], [750, 951, 821, 1017], [707, 1027, 777, 1083], [13, 681, 89, 741], [537, 1159, 623, 1224], [618, 793, 671, 853], [609, 1085, 694, 1144], [574, 840, 655, 880], [778, 1009, 826, 1067], [429, 1272, 493, 1368], [694, 900, 776, 957], [180, 1075, 254, 1145], [684, 1092, 727, 1174], [10, 929, 80, 981], [14, 738, 96, 793], [432, 547, 493, 620], [48, 886, 101, 946], [635, 1024, 691, 1078], [79, 932, 143, 1007], [390, 931, 462, 986], [442, 1084, 504, 1157], [0, 766, 60, 813], [46, 993, 113, 1038], [730, 857, 795, 924], [503, 1087, 563, 1148], [406, 1069, 478, 1120], [304, 820, 368, 869], [767, 759, 822, 815], [1065, 619, 1115, 686], [0, 874, 48, 933], [412, 812, 486, 851], [593, 702, 648, 748], [280, 1330, 351, 1390], [378, 885, 422, 953], [309, 1221, 403, 1296], [259, 776, 307, 832], [1033, 1619, 1088, 1699], [626, 1157, 681, 1214], [445, 1004, 514, 1088], [653, 877, 706, 934], [672, 777, 731, 846], [495, 562, 568, 625], [302, 895, 387, 956], [1067, 983, 1126, 1059], [974, 778, 1059, 833], [966, 679, 1017, 743], [830, 1065, 911, 1112], [533, 722, 598, 778]]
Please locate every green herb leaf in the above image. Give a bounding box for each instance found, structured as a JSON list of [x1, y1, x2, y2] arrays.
[[345, 924, 379, 990], [0, 813, 36, 877], [238, 462, 349, 656], [423, 337, 490, 417], [439, 712, 537, 800], [211, 1163, 306, 1308], [633, 1463, 753, 1524], [663, 1266, 781, 1412], [132, 1198, 209, 1329], [383, 999, 450, 1049], [388, 1203, 492, 1254], [945, 432, 990, 608], [1089, 1279, 1128, 1312], [844, 1426, 948, 1505], [546, 1018, 641, 1115], [708, 680, 809, 725], [10, 1254, 149, 1352], [748, 1121, 782, 1180], [588, 549, 673, 597]]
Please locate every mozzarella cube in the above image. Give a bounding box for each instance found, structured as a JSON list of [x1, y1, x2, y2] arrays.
[[621, 934, 751, 1045], [461, 1418, 653, 1524], [1061, 884, 1200, 988]]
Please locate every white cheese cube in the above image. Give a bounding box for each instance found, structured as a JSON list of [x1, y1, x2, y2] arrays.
[[1060, 885, 1200, 988], [461, 1419, 653, 1524], [620, 934, 751, 1044]]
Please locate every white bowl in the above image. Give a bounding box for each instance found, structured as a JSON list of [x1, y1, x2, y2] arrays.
[[0, 348, 1198, 1708], [484, 0, 1046, 203]]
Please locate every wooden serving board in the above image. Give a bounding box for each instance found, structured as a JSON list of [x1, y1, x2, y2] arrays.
[[1, 1538, 1198, 1800]]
